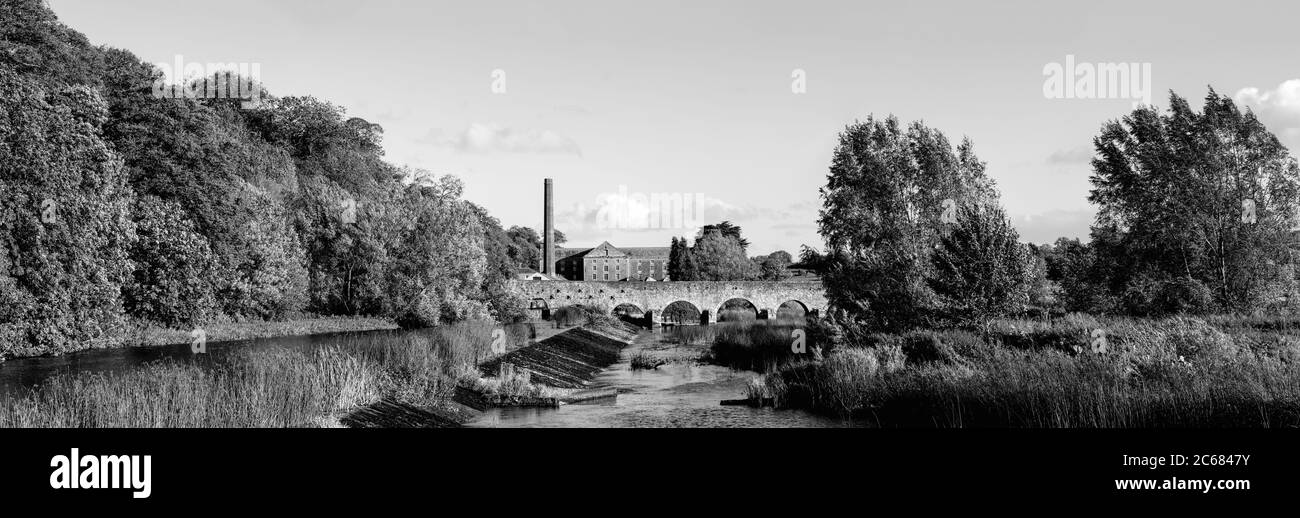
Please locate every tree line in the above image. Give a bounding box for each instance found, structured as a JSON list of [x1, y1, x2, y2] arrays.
[[666, 221, 794, 282], [0, 0, 535, 357], [814, 90, 1300, 332]]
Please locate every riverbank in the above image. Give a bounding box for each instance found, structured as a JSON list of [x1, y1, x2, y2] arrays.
[[0, 321, 509, 427], [128, 316, 402, 348], [0, 316, 645, 428], [740, 314, 1300, 427], [0, 316, 402, 361]]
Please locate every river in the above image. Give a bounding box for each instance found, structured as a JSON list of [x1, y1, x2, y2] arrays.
[[466, 329, 861, 428], [0, 327, 859, 428]]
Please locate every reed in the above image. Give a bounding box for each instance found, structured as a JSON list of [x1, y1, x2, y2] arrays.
[[750, 315, 1300, 427], [0, 321, 513, 428]]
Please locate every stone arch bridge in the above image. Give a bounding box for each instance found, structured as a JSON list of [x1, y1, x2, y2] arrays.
[[511, 280, 827, 325]]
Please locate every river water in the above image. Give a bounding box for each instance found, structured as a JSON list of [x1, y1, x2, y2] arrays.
[[466, 329, 860, 428], [1, 327, 858, 428]]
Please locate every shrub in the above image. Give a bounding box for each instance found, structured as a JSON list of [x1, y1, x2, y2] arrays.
[[630, 352, 667, 370], [124, 196, 218, 328]]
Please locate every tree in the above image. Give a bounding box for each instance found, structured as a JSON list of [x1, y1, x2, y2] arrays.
[[692, 229, 757, 281], [503, 225, 566, 270], [1040, 237, 1112, 313], [754, 251, 793, 281], [817, 115, 999, 331], [794, 245, 830, 272], [700, 221, 749, 252], [468, 203, 526, 321], [215, 187, 308, 320], [0, 0, 527, 360], [125, 196, 218, 327], [1088, 89, 1300, 314], [668, 236, 697, 281], [382, 176, 492, 327], [0, 0, 105, 87], [928, 204, 1031, 326], [0, 71, 135, 356]]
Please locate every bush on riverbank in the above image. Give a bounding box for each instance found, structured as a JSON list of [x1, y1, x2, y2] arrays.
[[748, 315, 1300, 427], [707, 317, 836, 372], [630, 351, 668, 370]]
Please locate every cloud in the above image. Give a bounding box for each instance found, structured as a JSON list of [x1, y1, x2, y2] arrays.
[[1235, 80, 1300, 148], [1047, 146, 1094, 165], [556, 189, 736, 234], [422, 123, 582, 156], [552, 189, 821, 246]]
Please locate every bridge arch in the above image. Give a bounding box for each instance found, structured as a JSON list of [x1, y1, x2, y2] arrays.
[[612, 303, 646, 318], [662, 300, 703, 325], [717, 297, 758, 322], [612, 303, 646, 326], [527, 298, 551, 319]]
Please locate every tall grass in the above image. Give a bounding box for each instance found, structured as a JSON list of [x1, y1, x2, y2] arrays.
[[0, 321, 513, 428], [710, 321, 808, 372], [717, 308, 757, 322], [751, 315, 1300, 427], [667, 324, 715, 346], [705, 317, 822, 372]]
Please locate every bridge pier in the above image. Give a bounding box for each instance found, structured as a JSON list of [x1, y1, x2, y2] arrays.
[[758, 308, 773, 320], [643, 310, 657, 330], [700, 309, 714, 326]]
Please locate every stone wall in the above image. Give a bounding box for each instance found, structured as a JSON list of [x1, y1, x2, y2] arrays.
[[511, 280, 827, 322]]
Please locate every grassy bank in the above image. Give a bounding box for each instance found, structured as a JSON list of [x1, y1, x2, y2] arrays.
[[745, 314, 1300, 427], [0, 321, 513, 427], [125, 316, 402, 348]]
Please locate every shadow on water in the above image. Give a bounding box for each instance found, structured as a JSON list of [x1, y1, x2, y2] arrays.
[[468, 329, 864, 428]]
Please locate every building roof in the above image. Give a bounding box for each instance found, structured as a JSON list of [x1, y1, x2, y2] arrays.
[[618, 247, 671, 258], [556, 242, 670, 260]]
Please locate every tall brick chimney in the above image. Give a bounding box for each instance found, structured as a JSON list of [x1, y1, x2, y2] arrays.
[[543, 178, 555, 276]]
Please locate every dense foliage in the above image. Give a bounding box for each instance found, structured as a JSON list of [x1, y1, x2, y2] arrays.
[[816, 116, 1004, 331], [1086, 90, 1300, 315], [0, 0, 523, 358], [816, 92, 1300, 332]]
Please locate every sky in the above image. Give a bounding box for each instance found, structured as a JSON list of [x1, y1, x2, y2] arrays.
[[45, 0, 1300, 255]]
